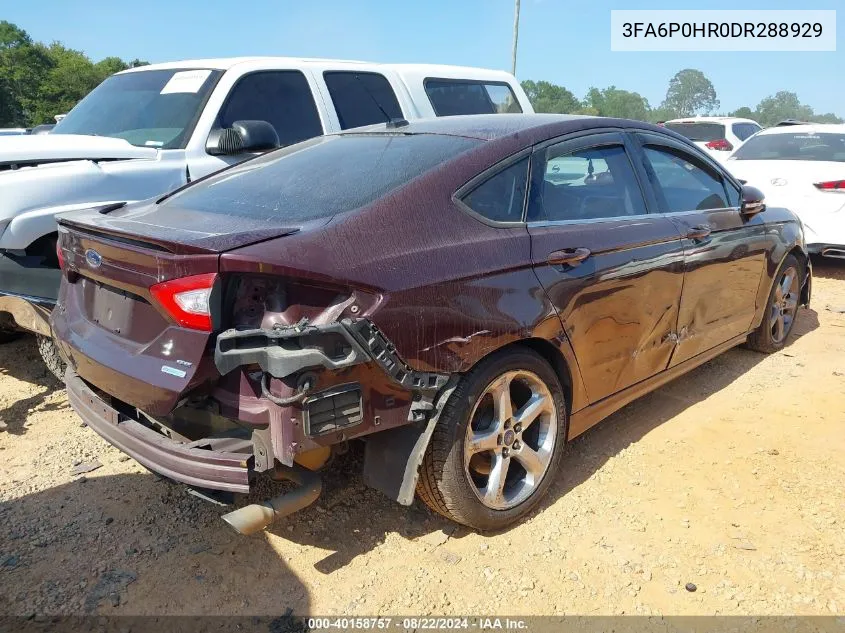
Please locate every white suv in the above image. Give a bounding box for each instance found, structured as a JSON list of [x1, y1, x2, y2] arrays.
[[664, 117, 762, 162]]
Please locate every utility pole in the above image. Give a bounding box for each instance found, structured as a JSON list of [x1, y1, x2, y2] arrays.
[[511, 0, 521, 76]]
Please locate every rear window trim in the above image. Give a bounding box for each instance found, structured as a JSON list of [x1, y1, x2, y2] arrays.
[[423, 77, 523, 117]]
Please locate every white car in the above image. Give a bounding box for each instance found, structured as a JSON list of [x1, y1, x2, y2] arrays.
[[726, 124, 845, 258], [664, 117, 762, 162]]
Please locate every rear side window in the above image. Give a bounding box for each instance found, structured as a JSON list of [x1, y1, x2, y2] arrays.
[[425, 79, 522, 116], [732, 122, 761, 141], [664, 122, 726, 142], [532, 144, 647, 222], [643, 146, 728, 212], [461, 158, 529, 223], [732, 132, 845, 162], [218, 71, 323, 147], [323, 71, 403, 130], [166, 134, 481, 221]]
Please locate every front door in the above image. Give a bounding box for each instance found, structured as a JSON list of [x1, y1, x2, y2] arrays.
[[631, 133, 769, 365], [527, 132, 686, 404]]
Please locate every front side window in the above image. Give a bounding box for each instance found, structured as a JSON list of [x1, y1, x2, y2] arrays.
[[323, 71, 403, 130], [425, 79, 522, 116], [461, 158, 529, 223], [532, 144, 647, 222], [643, 146, 728, 212], [218, 71, 323, 147], [52, 68, 221, 148]]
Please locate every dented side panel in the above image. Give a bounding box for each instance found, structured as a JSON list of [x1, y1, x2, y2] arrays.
[[529, 216, 686, 403]]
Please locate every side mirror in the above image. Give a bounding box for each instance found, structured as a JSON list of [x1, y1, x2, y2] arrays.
[[206, 120, 280, 156], [740, 184, 766, 217]]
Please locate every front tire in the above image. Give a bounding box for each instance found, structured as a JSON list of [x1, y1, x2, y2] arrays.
[[37, 335, 66, 382], [746, 254, 802, 354], [417, 348, 567, 531]]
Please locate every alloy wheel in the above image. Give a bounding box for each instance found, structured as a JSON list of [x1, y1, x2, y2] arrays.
[[770, 266, 799, 344], [463, 370, 557, 510]]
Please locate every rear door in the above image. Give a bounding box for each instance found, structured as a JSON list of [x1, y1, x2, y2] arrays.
[[527, 131, 686, 403], [631, 132, 768, 365]]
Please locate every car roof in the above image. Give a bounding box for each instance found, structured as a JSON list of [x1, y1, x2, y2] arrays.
[[755, 123, 845, 136], [340, 113, 667, 141], [117, 57, 513, 78]]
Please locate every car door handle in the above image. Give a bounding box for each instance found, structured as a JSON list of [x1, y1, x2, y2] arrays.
[[547, 247, 592, 267], [686, 225, 712, 241]]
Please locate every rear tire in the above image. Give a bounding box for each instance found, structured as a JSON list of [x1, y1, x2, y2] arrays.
[[37, 335, 66, 382], [417, 348, 567, 531], [746, 254, 802, 354]]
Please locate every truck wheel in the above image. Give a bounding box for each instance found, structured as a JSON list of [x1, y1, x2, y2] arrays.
[[37, 335, 66, 382], [417, 348, 567, 531]]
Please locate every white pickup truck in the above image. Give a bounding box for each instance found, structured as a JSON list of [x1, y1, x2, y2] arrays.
[[0, 56, 532, 376]]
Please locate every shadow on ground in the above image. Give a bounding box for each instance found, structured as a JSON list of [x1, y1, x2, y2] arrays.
[[0, 334, 63, 435]]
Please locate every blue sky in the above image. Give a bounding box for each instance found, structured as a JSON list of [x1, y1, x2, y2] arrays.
[[5, 0, 843, 115]]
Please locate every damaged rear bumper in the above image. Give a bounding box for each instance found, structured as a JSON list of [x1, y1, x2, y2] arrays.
[[66, 370, 251, 493]]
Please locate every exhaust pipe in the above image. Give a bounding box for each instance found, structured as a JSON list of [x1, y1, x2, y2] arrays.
[[221, 464, 322, 535], [822, 248, 845, 259]]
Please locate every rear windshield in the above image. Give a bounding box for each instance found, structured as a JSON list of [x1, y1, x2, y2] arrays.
[[731, 132, 845, 162], [664, 122, 726, 142], [162, 133, 481, 220]]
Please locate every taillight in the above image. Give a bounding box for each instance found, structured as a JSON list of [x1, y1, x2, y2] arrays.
[[149, 273, 217, 331], [56, 239, 65, 270], [705, 139, 733, 151], [814, 180, 845, 191]]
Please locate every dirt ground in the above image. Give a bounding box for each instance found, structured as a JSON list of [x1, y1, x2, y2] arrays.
[[1, 258, 843, 618]]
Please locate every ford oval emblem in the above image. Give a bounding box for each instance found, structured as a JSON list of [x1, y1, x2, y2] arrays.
[[85, 249, 102, 268]]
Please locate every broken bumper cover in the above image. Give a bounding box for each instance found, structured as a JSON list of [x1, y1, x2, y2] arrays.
[[215, 318, 450, 422], [66, 370, 250, 493]]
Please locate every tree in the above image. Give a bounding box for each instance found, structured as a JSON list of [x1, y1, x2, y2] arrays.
[[0, 22, 143, 126], [810, 112, 843, 124], [661, 69, 719, 117], [754, 91, 814, 127], [582, 86, 650, 121], [730, 106, 756, 120], [520, 80, 579, 114]]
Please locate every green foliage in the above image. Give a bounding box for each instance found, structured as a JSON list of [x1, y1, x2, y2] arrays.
[[0, 21, 142, 127], [520, 80, 579, 113], [729, 106, 755, 119], [583, 86, 650, 120], [661, 68, 719, 117]]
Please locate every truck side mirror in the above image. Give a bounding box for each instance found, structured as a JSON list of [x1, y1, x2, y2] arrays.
[[206, 120, 280, 156], [740, 184, 766, 217]]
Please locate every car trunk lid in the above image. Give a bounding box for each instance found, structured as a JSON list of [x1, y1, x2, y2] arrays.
[[58, 201, 310, 255], [55, 223, 223, 415]]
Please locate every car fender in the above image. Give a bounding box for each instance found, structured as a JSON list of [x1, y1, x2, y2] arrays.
[[750, 210, 810, 330]]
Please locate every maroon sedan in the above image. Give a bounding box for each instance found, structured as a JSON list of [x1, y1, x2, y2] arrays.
[[52, 114, 811, 534]]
